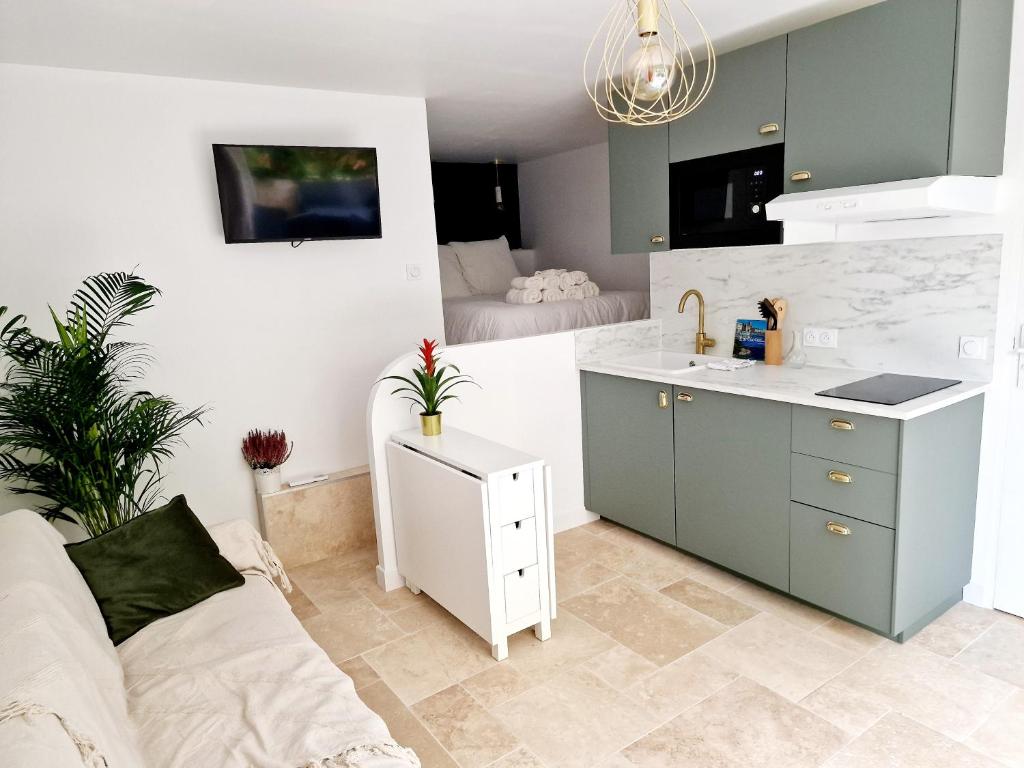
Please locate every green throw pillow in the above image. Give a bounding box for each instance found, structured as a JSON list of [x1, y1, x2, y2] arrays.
[[65, 495, 244, 645]]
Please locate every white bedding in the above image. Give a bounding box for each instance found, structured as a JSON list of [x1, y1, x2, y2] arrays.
[[443, 289, 650, 345]]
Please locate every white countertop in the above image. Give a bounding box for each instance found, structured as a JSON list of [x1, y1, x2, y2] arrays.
[[391, 426, 544, 478], [578, 360, 989, 420]]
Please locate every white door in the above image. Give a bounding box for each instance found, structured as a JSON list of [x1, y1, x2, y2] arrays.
[[994, 325, 1024, 618]]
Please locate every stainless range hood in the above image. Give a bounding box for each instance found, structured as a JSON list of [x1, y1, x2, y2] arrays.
[[765, 176, 1002, 224]]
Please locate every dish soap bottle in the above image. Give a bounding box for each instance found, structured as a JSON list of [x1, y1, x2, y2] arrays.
[[785, 330, 807, 369]]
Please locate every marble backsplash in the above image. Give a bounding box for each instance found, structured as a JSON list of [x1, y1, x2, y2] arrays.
[[651, 235, 1002, 381], [575, 319, 662, 363]]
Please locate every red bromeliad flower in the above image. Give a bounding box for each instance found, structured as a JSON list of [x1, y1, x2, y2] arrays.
[[419, 338, 438, 377]]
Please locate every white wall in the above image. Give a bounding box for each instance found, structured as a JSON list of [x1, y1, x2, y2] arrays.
[[0, 63, 444, 529], [519, 143, 649, 291]]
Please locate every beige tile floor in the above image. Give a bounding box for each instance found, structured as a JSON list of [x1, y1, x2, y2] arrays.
[[289, 519, 1024, 768]]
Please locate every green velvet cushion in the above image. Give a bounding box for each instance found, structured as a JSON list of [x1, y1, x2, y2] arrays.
[[65, 495, 244, 645]]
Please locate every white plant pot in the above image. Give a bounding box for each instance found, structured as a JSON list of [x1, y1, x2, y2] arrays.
[[254, 467, 282, 495]]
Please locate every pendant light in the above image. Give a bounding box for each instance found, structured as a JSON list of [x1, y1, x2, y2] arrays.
[[584, 0, 716, 126], [494, 159, 504, 211]]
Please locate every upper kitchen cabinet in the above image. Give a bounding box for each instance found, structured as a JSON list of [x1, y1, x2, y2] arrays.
[[784, 0, 1013, 193], [609, 122, 669, 255], [669, 36, 788, 163]]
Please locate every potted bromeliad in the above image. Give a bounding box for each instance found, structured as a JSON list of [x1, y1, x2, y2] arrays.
[[381, 339, 477, 436], [241, 429, 293, 495]]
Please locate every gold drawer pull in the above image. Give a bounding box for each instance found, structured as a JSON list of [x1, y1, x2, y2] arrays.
[[828, 470, 853, 484], [759, 122, 780, 135], [830, 419, 855, 431], [790, 170, 812, 182], [826, 521, 852, 536], [650, 234, 666, 245], [676, 392, 694, 402], [658, 390, 669, 409]]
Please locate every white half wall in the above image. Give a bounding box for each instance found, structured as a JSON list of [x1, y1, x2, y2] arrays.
[[0, 63, 444, 529], [519, 143, 650, 291], [368, 331, 593, 590]]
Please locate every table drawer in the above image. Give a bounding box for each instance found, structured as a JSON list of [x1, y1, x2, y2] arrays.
[[791, 454, 898, 528], [790, 503, 894, 634], [504, 564, 541, 622], [792, 405, 900, 473], [501, 517, 538, 574], [494, 470, 537, 526]]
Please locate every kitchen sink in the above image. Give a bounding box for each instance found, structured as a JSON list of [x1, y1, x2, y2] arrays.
[[602, 349, 715, 375]]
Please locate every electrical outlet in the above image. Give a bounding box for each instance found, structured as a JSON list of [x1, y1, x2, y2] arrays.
[[405, 263, 422, 281], [804, 327, 839, 349], [958, 336, 988, 360]]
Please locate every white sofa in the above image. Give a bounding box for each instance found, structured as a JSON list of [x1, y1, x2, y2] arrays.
[[0, 509, 420, 768]]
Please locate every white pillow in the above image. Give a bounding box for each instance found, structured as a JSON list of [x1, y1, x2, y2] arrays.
[[437, 245, 474, 299], [451, 236, 521, 295]]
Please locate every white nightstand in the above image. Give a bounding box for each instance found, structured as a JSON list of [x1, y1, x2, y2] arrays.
[[386, 427, 556, 660]]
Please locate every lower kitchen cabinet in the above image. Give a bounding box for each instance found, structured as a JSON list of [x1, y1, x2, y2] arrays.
[[674, 388, 792, 591], [580, 371, 986, 640], [581, 372, 676, 544]]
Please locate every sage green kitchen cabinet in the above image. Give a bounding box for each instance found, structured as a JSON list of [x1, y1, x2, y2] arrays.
[[581, 372, 676, 544], [608, 123, 669, 255], [669, 36, 788, 163], [784, 0, 1013, 193], [673, 388, 792, 591]]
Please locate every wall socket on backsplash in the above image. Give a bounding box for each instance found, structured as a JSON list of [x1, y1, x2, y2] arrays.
[[803, 328, 839, 349]]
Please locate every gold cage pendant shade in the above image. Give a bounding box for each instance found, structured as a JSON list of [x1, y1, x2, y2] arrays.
[[585, 0, 716, 126]]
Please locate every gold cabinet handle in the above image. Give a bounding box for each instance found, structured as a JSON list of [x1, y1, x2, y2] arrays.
[[828, 470, 853, 484], [676, 392, 694, 402], [830, 419, 855, 431], [790, 171, 813, 182], [759, 122, 780, 135], [650, 235, 666, 245], [658, 390, 669, 409], [826, 521, 852, 536]]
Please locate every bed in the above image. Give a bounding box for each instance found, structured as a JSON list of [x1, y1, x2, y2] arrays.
[[443, 290, 650, 344], [439, 241, 650, 345]]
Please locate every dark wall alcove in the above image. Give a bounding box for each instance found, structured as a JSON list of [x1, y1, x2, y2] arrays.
[[430, 162, 521, 248]]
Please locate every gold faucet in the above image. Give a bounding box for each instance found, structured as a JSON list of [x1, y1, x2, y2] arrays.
[[678, 289, 717, 355]]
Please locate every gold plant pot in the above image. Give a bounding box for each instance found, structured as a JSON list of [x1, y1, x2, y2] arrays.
[[420, 413, 442, 437]]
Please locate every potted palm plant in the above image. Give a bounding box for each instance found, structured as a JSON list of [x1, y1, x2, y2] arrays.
[[0, 272, 207, 538], [241, 429, 293, 495], [381, 339, 477, 436]]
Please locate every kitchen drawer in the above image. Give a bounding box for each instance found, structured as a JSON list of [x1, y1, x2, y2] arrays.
[[792, 405, 900, 473], [790, 503, 894, 634], [500, 517, 538, 574], [791, 454, 898, 528], [494, 470, 537, 526], [504, 564, 541, 622]]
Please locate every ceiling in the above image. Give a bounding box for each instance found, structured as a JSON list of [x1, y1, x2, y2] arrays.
[[0, 0, 880, 162]]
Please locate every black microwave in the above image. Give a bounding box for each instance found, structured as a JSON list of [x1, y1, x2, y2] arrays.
[[670, 144, 784, 249]]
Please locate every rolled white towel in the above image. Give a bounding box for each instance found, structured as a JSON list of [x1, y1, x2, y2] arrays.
[[540, 274, 561, 292], [511, 275, 544, 290], [568, 270, 588, 286], [581, 280, 600, 299], [541, 288, 567, 303], [565, 285, 585, 300], [535, 268, 567, 277], [506, 287, 542, 305]]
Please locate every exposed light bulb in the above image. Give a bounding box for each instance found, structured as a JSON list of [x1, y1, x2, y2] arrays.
[[623, 39, 677, 102]]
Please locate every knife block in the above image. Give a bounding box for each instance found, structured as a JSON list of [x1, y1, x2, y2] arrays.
[[764, 330, 783, 366]]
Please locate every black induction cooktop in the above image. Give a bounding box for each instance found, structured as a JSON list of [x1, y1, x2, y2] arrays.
[[815, 373, 961, 406]]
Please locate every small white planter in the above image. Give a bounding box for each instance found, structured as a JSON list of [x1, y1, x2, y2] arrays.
[[253, 467, 282, 495]]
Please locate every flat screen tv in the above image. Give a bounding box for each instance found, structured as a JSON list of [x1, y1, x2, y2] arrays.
[[212, 144, 382, 243]]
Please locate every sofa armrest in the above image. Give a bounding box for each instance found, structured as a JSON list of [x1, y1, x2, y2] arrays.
[[206, 519, 291, 593], [511, 248, 537, 277]]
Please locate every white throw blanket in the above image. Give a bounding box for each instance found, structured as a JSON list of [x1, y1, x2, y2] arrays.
[[207, 518, 292, 593], [506, 287, 542, 305]]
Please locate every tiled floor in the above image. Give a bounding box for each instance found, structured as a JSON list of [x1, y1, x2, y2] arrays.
[[289, 519, 1024, 768]]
